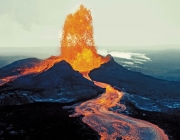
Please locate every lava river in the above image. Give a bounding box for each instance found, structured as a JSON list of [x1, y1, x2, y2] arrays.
[[70, 76, 169, 140]]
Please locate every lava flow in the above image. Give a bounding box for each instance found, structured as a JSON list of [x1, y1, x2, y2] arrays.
[[0, 4, 169, 140], [71, 79, 169, 140]]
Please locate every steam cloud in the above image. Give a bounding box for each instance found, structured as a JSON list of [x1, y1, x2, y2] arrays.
[[97, 49, 151, 66]]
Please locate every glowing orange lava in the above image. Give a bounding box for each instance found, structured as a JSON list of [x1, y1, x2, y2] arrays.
[[22, 56, 62, 75], [71, 79, 169, 140], [60, 5, 109, 72]]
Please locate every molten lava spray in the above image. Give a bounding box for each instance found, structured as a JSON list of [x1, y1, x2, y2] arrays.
[[60, 4, 109, 72]]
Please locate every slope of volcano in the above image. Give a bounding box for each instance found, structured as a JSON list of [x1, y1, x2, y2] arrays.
[[0, 60, 104, 106], [89, 56, 180, 101]]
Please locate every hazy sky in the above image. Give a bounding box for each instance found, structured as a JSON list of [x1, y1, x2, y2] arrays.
[[0, 0, 180, 51]]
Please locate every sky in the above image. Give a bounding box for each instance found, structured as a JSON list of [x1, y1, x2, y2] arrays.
[[0, 0, 180, 53]]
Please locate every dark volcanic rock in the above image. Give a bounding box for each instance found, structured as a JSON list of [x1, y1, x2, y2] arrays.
[[0, 103, 99, 140], [0, 60, 104, 106], [89, 56, 180, 101], [0, 91, 33, 106], [125, 102, 180, 140], [11, 60, 94, 90]]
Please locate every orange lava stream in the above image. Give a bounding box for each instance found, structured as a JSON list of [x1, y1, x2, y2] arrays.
[[22, 56, 62, 75], [71, 76, 169, 140], [0, 75, 20, 86], [0, 56, 62, 86]]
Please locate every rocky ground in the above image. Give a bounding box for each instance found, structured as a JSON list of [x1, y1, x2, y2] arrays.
[[124, 102, 180, 140], [0, 60, 104, 106], [0, 59, 103, 139], [0, 57, 180, 140], [89, 56, 180, 101], [0, 102, 179, 140], [0, 102, 99, 140]]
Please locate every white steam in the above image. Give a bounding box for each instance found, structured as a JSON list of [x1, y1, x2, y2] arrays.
[[97, 49, 151, 67]]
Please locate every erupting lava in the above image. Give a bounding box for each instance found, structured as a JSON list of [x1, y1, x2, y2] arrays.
[[60, 5, 109, 72], [22, 4, 109, 75], [0, 5, 108, 86]]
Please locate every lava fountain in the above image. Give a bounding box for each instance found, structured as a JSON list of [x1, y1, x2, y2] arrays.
[[0, 5, 108, 86], [22, 4, 109, 75], [60, 5, 109, 72], [0, 4, 169, 140]]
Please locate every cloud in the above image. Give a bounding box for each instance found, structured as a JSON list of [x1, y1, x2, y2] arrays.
[[0, 0, 38, 30], [0, 0, 73, 48], [1, 0, 180, 49], [0, 14, 61, 47], [107, 51, 132, 60]]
